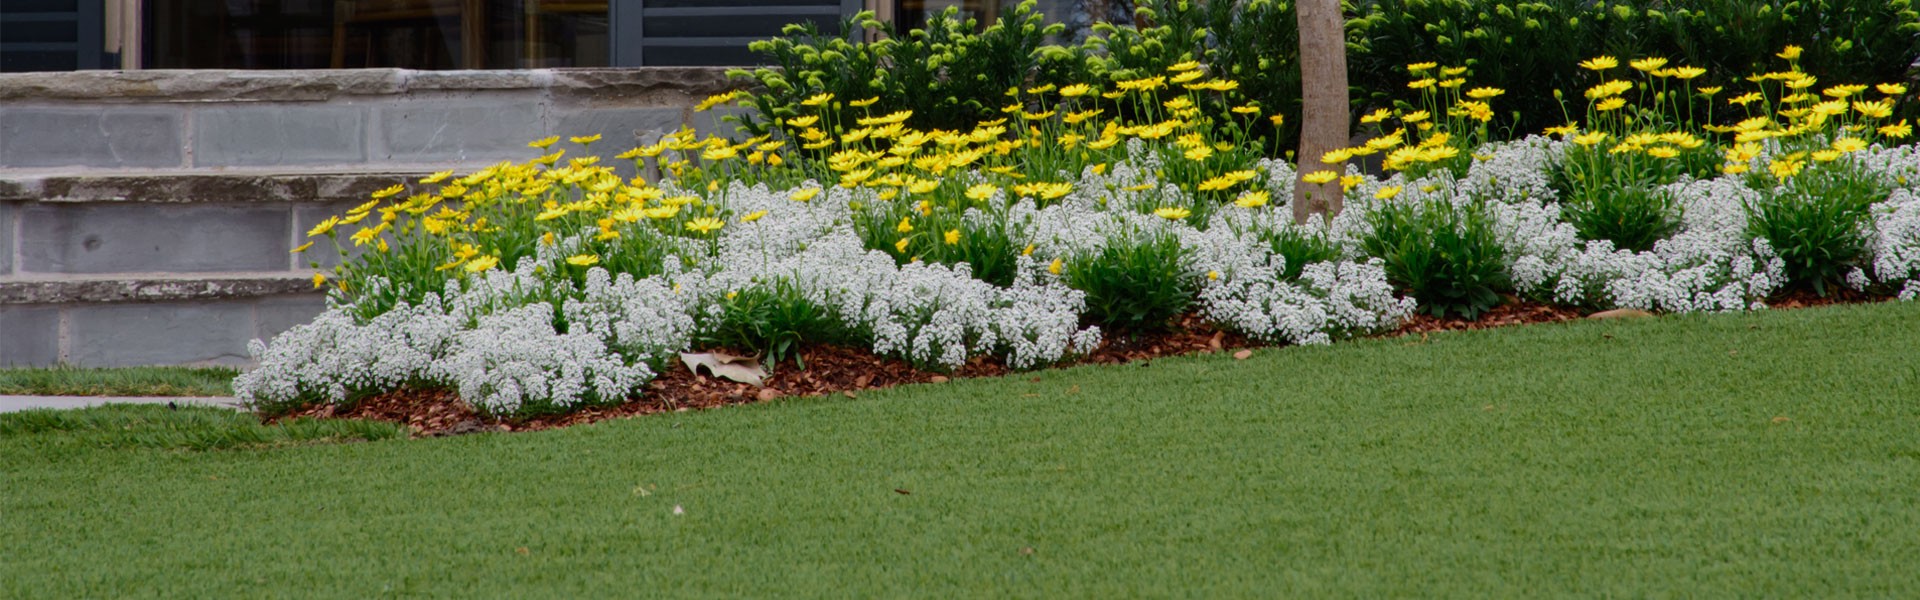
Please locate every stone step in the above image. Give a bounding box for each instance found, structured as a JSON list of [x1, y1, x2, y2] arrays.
[[0, 167, 441, 204], [0, 273, 325, 368], [0, 67, 741, 172], [0, 169, 436, 278], [0, 271, 320, 304]]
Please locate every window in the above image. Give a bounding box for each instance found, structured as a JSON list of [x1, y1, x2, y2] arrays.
[[878, 1, 1123, 41], [142, 0, 609, 69]]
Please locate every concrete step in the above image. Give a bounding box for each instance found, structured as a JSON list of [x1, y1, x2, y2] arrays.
[[0, 167, 436, 204], [0, 273, 325, 368], [0, 271, 319, 304]]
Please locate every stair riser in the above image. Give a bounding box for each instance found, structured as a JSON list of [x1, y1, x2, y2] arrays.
[[0, 294, 323, 368]]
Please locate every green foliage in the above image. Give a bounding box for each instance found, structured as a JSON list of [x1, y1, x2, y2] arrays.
[[0, 365, 238, 397], [1551, 143, 1697, 253], [731, 2, 1068, 141], [1360, 195, 1509, 319], [1064, 231, 1197, 331], [1559, 182, 1682, 253], [1073, 0, 1304, 147], [0, 404, 404, 451], [850, 199, 1024, 288], [728, 0, 1919, 155], [1743, 159, 1890, 296], [731, 0, 1303, 153], [1347, 0, 1920, 136], [1252, 222, 1345, 281], [335, 241, 449, 322], [697, 278, 857, 369]]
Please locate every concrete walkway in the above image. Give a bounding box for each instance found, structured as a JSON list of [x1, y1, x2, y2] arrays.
[[0, 396, 244, 413]]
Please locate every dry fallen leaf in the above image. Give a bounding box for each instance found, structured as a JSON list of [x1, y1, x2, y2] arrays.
[[929, 375, 950, 383], [1772, 416, 1791, 423], [755, 388, 781, 401], [516, 547, 530, 555], [1233, 349, 1253, 360], [1587, 308, 1654, 320], [679, 351, 767, 386]]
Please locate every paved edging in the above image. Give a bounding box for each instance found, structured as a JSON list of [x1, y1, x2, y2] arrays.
[[0, 395, 244, 413]]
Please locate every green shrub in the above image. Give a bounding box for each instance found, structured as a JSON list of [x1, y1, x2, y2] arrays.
[[731, 2, 1068, 142], [1743, 157, 1890, 296], [729, 1, 1303, 155], [1347, 0, 1920, 136], [1253, 223, 1345, 281], [1065, 0, 1303, 151], [1550, 143, 1696, 253], [1559, 182, 1682, 253], [697, 278, 857, 370], [1359, 193, 1509, 319], [725, 0, 1919, 155], [1064, 230, 1197, 331]]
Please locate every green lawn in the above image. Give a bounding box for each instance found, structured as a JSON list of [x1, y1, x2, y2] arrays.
[[5, 302, 1920, 597], [0, 365, 237, 397]]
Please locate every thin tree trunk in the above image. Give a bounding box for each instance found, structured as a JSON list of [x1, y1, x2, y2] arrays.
[[1294, 0, 1349, 224]]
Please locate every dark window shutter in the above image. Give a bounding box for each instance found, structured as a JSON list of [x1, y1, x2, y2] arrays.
[[629, 0, 858, 67], [0, 0, 105, 72]]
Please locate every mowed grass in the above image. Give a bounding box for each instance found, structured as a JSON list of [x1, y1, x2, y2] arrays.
[[0, 404, 405, 451], [4, 302, 1920, 597], [0, 365, 237, 397]]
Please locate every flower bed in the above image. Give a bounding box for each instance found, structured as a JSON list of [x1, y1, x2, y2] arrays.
[[237, 45, 1919, 419]]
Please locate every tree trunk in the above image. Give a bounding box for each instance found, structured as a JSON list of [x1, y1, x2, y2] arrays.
[[1294, 0, 1349, 224]]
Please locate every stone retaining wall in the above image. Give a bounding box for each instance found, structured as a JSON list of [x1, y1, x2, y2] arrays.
[[0, 68, 744, 170], [0, 67, 742, 367]]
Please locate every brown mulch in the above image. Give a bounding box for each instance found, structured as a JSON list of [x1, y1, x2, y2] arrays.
[[266, 294, 1884, 437], [1768, 286, 1885, 309], [1391, 297, 1588, 336]]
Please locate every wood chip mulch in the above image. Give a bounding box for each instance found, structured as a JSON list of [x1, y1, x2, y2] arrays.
[[1769, 286, 1884, 309], [1390, 297, 1588, 336], [264, 293, 1885, 437]]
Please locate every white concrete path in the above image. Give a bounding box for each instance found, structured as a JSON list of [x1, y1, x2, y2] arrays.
[[0, 396, 244, 413]]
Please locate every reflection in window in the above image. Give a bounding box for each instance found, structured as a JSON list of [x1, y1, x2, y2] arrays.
[[886, 1, 1131, 42], [144, 0, 607, 69]]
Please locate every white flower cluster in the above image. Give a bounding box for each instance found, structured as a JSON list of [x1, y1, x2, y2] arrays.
[[1195, 241, 1413, 345], [234, 295, 457, 408], [1860, 145, 1920, 300], [236, 261, 676, 413], [1358, 135, 1920, 311], [1017, 153, 1415, 345], [1448, 136, 1920, 311], [694, 192, 1103, 370]]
